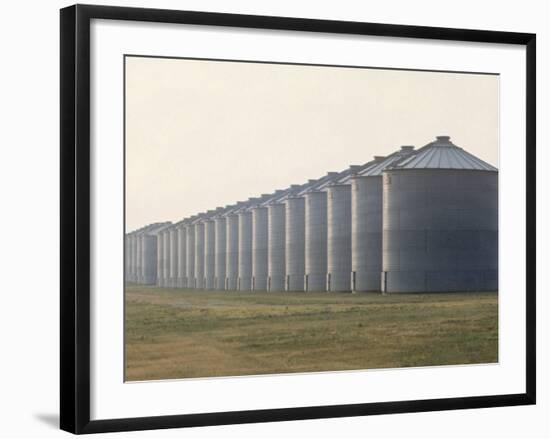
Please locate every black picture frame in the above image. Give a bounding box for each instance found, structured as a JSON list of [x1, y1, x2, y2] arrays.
[[60, 4, 536, 434]]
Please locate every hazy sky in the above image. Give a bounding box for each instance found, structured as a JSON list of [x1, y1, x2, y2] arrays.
[[125, 56, 498, 231]]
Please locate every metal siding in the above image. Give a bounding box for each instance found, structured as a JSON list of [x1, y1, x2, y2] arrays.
[[185, 225, 196, 289], [225, 215, 239, 290], [285, 197, 306, 291], [156, 232, 164, 287], [143, 235, 158, 285], [304, 191, 328, 291], [214, 217, 227, 290], [351, 176, 383, 291], [268, 203, 286, 292], [382, 169, 498, 293], [327, 185, 352, 292], [194, 223, 205, 289], [238, 211, 253, 290], [163, 231, 171, 288], [135, 234, 142, 284], [169, 228, 178, 288], [252, 207, 269, 291], [177, 226, 187, 288], [204, 220, 216, 289]]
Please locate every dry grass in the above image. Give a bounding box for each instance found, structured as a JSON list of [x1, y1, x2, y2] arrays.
[[125, 286, 498, 381]]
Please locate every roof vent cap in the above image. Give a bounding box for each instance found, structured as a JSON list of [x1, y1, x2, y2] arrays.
[[401, 145, 415, 151], [436, 135, 451, 142]]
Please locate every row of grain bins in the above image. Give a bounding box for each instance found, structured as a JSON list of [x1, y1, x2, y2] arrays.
[[126, 136, 498, 293]]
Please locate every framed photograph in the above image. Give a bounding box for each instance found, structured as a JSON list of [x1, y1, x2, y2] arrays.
[[60, 4, 536, 434]]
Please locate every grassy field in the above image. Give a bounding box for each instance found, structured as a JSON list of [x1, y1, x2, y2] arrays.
[[125, 286, 498, 381]]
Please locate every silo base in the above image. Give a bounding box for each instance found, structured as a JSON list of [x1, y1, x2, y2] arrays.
[[384, 270, 498, 293], [353, 271, 381, 292], [305, 273, 327, 292], [286, 274, 305, 292], [238, 278, 252, 291], [267, 276, 285, 292], [205, 277, 215, 290], [327, 272, 352, 292], [252, 275, 268, 291], [214, 278, 225, 290], [226, 277, 238, 291]]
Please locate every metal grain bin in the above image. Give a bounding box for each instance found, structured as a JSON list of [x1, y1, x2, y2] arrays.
[[177, 223, 187, 288], [285, 196, 306, 291], [238, 209, 254, 290], [252, 206, 269, 290], [194, 221, 205, 289], [128, 233, 136, 283], [185, 223, 196, 288], [169, 227, 178, 288], [351, 147, 415, 292], [156, 230, 164, 287], [382, 136, 498, 293], [302, 172, 341, 291], [214, 215, 227, 290], [267, 203, 286, 291], [163, 229, 171, 288], [125, 234, 131, 283], [326, 166, 361, 292], [225, 212, 240, 290], [135, 233, 143, 283], [140, 222, 171, 285], [204, 218, 216, 289]]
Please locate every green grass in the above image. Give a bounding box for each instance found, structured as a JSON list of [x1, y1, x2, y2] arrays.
[[125, 286, 498, 381]]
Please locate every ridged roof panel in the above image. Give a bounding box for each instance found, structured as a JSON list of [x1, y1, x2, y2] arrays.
[[388, 136, 497, 171], [358, 146, 416, 177]]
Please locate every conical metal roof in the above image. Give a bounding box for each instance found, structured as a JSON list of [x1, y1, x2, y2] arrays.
[[358, 146, 416, 177], [388, 136, 497, 171]]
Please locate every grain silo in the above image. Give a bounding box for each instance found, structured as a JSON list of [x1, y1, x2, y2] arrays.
[[177, 222, 187, 288], [285, 179, 323, 291], [128, 232, 136, 283], [382, 136, 498, 293], [238, 199, 260, 291], [251, 205, 268, 291], [285, 194, 307, 291], [250, 191, 284, 291], [147, 223, 171, 285], [194, 218, 205, 289], [156, 230, 164, 286], [185, 221, 196, 288], [326, 165, 361, 292], [302, 172, 340, 291], [351, 147, 415, 292], [204, 212, 217, 290], [162, 228, 171, 288], [168, 226, 178, 287], [225, 202, 246, 290], [139, 223, 171, 285], [214, 212, 227, 290], [125, 235, 131, 283], [267, 201, 286, 292], [135, 232, 143, 283]]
